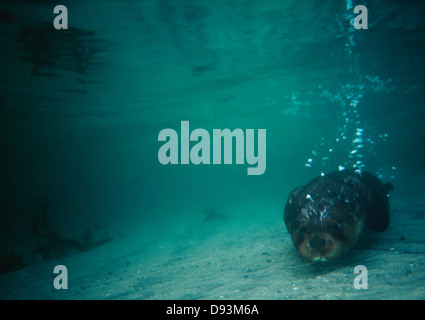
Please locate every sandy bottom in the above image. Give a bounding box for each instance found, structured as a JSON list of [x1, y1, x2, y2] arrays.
[[1, 196, 425, 300]]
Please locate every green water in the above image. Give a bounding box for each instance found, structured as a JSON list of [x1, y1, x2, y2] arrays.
[[1, 0, 425, 299]]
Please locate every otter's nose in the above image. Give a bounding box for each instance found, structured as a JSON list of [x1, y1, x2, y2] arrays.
[[309, 236, 326, 250]]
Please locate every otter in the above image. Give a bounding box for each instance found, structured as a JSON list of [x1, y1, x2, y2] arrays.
[[284, 170, 393, 261]]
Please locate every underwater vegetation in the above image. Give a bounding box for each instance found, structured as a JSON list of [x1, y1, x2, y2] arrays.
[[28, 195, 85, 261], [0, 195, 121, 275]]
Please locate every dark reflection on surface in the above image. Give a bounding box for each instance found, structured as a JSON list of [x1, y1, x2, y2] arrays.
[[16, 25, 107, 77]]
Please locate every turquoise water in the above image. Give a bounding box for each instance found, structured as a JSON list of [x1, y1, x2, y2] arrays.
[[1, 0, 425, 299]]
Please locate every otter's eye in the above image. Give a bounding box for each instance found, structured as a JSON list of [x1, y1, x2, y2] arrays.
[[329, 222, 342, 234]]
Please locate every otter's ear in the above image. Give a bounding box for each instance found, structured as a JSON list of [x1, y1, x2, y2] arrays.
[[284, 186, 303, 232], [286, 186, 303, 208]]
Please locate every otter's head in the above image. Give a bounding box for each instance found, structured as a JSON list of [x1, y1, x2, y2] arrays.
[[285, 190, 363, 261], [289, 204, 363, 261], [284, 177, 367, 261]]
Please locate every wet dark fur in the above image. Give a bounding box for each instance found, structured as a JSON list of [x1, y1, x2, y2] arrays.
[[284, 170, 393, 261]]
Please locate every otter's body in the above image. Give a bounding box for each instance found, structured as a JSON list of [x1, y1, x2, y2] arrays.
[[284, 170, 392, 261]]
